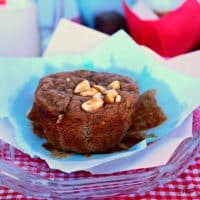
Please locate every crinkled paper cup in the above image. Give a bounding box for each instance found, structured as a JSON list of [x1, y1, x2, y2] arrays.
[[123, 0, 200, 57]]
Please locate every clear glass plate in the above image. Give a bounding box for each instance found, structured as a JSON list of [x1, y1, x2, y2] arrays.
[[0, 109, 199, 199]]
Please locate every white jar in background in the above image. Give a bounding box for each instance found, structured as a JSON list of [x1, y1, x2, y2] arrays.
[[0, 0, 40, 57]]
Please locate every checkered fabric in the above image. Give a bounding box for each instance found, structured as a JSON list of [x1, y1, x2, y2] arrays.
[[0, 107, 199, 200], [0, 155, 199, 200]]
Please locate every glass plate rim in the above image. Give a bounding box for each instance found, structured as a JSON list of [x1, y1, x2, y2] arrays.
[[0, 133, 199, 198]]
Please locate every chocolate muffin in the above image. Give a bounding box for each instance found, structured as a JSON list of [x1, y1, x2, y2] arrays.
[[28, 70, 139, 153]]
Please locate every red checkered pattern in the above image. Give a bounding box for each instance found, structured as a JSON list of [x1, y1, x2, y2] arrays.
[[0, 107, 200, 199], [0, 155, 200, 199]]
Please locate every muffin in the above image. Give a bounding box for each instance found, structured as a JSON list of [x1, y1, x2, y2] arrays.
[[28, 70, 139, 154], [129, 90, 167, 132]]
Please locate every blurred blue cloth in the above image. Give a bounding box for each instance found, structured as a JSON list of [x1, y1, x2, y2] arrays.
[[34, 0, 79, 52], [34, 0, 125, 51], [77, 0, 124, 27]]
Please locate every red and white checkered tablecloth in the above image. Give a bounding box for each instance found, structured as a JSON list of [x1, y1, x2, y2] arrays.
[[0, 107, 200, 200], [0, 154, 200, 200]]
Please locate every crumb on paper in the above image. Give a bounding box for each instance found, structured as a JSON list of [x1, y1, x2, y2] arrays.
[[50, 149, 74, 159], [146, 133, 157, 138], [42, 143, 74, 159]]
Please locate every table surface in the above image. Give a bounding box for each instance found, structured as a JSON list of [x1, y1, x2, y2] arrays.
[[1, 20, 200, 199]]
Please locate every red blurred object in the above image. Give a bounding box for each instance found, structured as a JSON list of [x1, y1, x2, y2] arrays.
[[0, 0, 6, 5], [123, 0, 200, 57]]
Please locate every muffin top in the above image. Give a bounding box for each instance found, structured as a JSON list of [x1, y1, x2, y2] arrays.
[[35, 70, 139, 115]]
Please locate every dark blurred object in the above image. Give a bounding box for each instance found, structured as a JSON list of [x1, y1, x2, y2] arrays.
[[94, 11, 127, 35]]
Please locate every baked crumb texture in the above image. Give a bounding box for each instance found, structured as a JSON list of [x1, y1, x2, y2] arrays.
[[28, 70, 139, 153]]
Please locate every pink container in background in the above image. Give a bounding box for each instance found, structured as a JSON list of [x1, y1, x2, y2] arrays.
[[123, 0, 200, 57], [0, 0, 6, 5]]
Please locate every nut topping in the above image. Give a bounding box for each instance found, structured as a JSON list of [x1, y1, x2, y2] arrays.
[[115, 95, 122, 103], [75, 80, 122, 111], [104, 93, 114, 104], [105, 89, 118, 96], [74, 80, 90, 93], [108, 80, 120, 90], [82, 98, 104, 112], [80, 88, 98, 97], [93, 85, 106, 93], [104, 89, 118, 104], [66, 78, 70, 82], [56, 114, 64, 124], [93, 92, 104, 99]]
